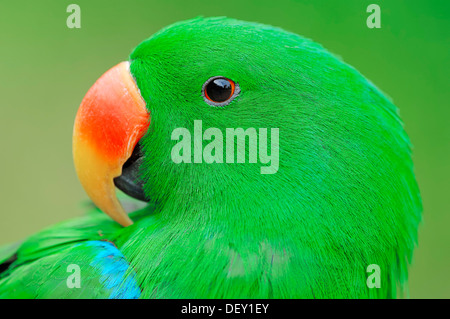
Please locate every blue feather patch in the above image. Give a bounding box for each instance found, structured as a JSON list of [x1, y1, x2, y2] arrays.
[[83, 241, 141, 299]]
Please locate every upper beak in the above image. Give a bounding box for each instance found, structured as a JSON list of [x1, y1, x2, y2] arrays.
[[73, 61, 150, 227]]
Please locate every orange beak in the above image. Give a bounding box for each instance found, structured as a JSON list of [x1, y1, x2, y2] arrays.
[[73, 61, 150, 227]]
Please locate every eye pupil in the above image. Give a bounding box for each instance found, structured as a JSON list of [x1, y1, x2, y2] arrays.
[[202, 76, 239, 106], [206, 78, 233, 103]]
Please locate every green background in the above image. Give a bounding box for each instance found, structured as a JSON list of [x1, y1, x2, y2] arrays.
[[0, 0, 448, 298]]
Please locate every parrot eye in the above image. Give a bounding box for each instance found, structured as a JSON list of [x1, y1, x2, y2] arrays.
[[202, 76, 240, 106]]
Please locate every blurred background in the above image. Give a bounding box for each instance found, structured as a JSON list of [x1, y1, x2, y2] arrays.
[[0, 0, 448, 298]]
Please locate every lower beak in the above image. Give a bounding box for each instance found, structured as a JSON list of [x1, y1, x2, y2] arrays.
[[73, 61, 150, 227]]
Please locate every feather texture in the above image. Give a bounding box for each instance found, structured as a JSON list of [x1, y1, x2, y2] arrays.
[[0, 17, 421, 298]]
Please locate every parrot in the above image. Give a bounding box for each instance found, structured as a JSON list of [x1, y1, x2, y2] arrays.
[[0, 17, 421, 299]]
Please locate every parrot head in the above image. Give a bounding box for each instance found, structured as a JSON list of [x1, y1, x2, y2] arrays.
[[73, 17, 421, 297]]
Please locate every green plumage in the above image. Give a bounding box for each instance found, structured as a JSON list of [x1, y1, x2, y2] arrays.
[[0, 17, 421, 298]]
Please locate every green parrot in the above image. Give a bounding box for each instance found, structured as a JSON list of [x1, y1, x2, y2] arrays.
[[0, 17, 421, 299]]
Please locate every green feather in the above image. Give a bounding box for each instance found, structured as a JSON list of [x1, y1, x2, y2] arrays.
[[0, 242, 20, 265], [0, 17, 421, 298]]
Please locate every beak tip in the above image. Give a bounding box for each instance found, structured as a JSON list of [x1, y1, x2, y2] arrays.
[[120, 214, 134, 227]]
